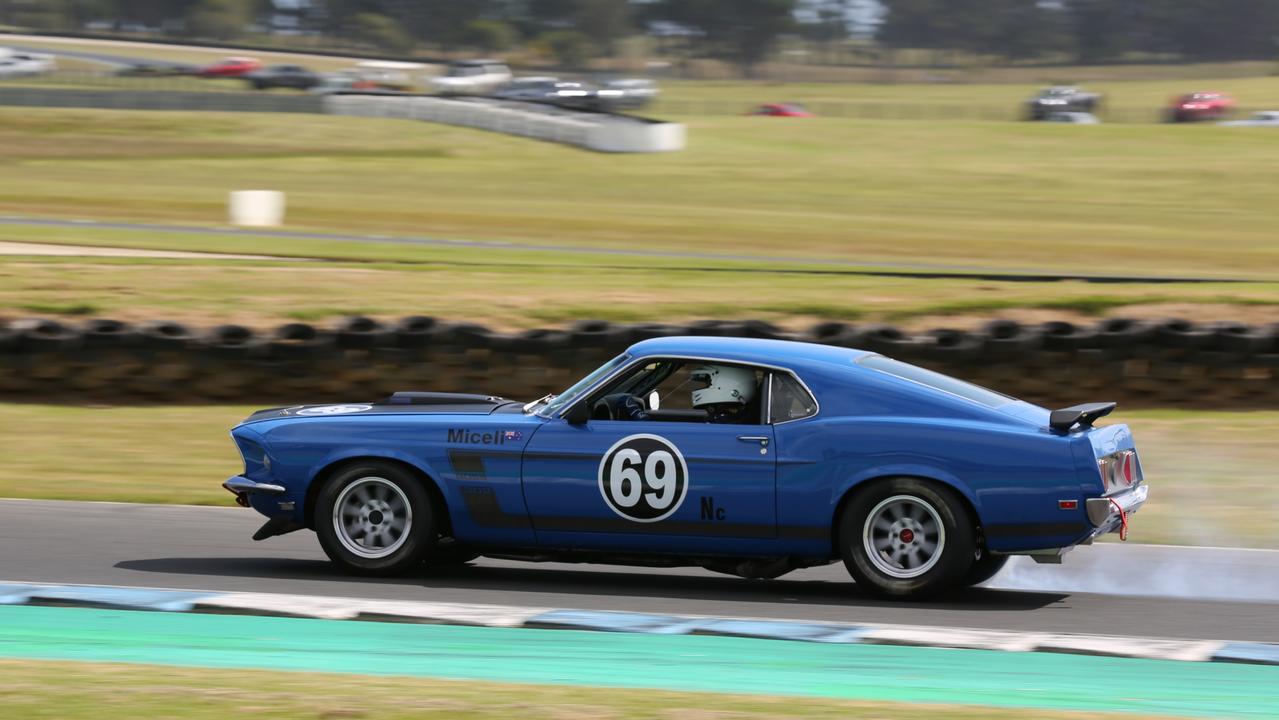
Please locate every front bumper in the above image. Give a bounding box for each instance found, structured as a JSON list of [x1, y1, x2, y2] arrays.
[[223, 475, 286, 507], [1086, 483, 1149, 535]]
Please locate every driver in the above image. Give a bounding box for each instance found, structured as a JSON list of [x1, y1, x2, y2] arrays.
[[689, 364, 756, 423], [606, 364, 756, 424]]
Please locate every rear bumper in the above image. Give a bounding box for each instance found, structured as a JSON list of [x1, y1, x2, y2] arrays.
[[1086, 483, 1149, 535]]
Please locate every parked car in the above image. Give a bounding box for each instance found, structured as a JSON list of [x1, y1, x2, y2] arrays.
[[1219, 111, 1279, 127], [0, 49, 56, 78], [595, 78, 659, 111], [244, 64, 321, 91], [115, 60, 196, 77], [1045, 112, 1100, 124], [748, 103, 813, 118], [308, 65, 414, 95], [196, 56, 262, 79], [223, 336, 1147, 600], [1026, 86, 1102, 120], [492, 77, 598, 110], [431, 59, 512, 96], [1168, 92, 1235, 122]]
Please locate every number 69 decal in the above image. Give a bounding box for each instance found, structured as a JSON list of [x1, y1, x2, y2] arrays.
[[598, 434, 689, 522]]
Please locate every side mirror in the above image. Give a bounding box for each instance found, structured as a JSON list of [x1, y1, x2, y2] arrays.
[[648, 390, 661, 411], [563, 401, 591, 426]]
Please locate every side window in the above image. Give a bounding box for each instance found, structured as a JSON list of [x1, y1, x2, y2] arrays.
[[770, 373, 817, 423], [589, 359, 767, 425]]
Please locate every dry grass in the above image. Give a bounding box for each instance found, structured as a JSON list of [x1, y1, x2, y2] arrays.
[[3, 255, 1279, 331], [3, 108, 1279, 280]]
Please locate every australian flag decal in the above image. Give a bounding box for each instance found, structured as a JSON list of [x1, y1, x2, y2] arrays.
[[503, 431, 523, 441]]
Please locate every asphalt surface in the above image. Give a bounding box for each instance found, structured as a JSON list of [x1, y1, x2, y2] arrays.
[[1, 499, 1275, 642], [0, 216, 1252, 283]]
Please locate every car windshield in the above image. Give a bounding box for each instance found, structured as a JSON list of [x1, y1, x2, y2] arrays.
[[537, 354, 631, 416]]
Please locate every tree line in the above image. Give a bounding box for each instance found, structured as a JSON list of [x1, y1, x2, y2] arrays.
[[2, 0, 1277, 71]]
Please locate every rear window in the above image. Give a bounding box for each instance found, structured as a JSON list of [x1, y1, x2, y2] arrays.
[[858, 355, 1012, 408]]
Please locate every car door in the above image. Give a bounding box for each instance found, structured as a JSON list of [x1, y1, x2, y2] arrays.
[[520, 359, 778, 553]]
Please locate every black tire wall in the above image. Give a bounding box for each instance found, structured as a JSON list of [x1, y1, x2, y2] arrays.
[[1, 316, 1276, 408]]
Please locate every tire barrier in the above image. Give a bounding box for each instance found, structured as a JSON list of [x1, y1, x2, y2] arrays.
[[1, 316, 1277, 408]]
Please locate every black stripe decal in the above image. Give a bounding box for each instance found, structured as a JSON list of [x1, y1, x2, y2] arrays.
[[459, 486, 531, 530], [447, 450, 488, 480], [459, 488, 825, 541]]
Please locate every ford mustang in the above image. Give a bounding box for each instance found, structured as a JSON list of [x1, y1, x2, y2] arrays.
[[224, 336, 1147, 598]]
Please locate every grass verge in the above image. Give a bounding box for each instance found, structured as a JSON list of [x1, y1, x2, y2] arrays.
[[3, 251, 1279, 330], [0, 404, 1274, 549], [0, 658, 1182, 720]]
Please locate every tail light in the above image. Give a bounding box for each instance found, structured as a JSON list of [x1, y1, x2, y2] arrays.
[[1097, 450, 1140, 494]]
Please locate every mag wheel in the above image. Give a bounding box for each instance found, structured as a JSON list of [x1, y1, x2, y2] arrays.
[[839, 478, 975, 599], [316, 462, 435, 576]]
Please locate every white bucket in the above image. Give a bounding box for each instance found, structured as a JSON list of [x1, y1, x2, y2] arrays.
[[228, 190, 286, 227]]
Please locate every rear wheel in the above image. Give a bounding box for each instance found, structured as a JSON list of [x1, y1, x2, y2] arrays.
[[315, 461, 435, 576], [838, 478, 975, 599], [963, 552, 1009, 587]]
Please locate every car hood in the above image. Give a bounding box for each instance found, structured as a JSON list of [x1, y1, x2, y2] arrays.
[[238, 392, 522, 425]]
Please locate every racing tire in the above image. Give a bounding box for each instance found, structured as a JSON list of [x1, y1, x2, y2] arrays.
[[838, 478, 976, 599], [315, 462, 436, 576], [962, 552, 1009, 587]]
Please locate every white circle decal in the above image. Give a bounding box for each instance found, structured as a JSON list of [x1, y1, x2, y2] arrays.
[[598, 434, 689, 523], [296, 404, 373, 416]]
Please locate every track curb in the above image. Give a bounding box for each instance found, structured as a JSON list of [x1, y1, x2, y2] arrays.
[[3, 581, 1275, 666]]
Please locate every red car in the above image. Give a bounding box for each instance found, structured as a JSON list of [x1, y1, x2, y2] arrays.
[[748, 103, 814, 118], [197, 57, 262, 79], [1169, 92, 1235, 122]]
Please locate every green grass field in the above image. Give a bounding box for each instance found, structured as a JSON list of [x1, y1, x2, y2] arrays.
[[4, 107, 1279, 278], [1, 403, 1274, 549], [0, 659, 1177, 720], [3, 104, 1279, 329]]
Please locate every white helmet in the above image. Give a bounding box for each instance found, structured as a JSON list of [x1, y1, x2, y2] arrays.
[[690, 365, 756, 408]]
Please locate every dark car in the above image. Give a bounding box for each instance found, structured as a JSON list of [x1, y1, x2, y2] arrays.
[[492, 77, 600, 111], [115, 61, 197, 78], [243, 64, 322, 91], [1026, 86, 1102, 120]]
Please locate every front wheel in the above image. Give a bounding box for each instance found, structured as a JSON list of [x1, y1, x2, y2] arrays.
[[838, 478, 975, 599], [315, 462, 435, 576]]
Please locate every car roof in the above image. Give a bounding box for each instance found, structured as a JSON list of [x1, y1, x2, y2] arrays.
[[627, 336, 871, 370]]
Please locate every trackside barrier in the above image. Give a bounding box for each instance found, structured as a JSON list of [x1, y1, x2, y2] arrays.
[[1, 316, 1277, 407], [0, 582, 1274, 665], [0, 88, 684, 152], [323, 95, 685, 153]]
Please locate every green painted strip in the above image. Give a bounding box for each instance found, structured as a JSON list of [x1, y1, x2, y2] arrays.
[[0, 605, 1275, 718]]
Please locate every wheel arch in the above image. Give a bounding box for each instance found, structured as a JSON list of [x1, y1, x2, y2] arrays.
[[828, 470, 982, 556], [305, 453, 452, 536]]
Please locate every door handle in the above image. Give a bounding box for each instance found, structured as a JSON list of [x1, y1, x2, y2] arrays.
[[737, 435, 769, 446]]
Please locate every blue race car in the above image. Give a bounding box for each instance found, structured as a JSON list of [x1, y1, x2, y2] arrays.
[[225, 336, 1147, 599]]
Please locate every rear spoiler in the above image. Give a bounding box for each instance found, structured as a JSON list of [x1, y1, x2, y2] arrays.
[[1049, 402, 1116, 433]]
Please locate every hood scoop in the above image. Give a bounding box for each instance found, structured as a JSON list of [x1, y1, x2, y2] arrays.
[[377, 392, 510, 406]]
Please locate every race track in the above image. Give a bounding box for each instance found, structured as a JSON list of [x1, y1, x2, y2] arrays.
[[3, 499, 1275, 642]]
